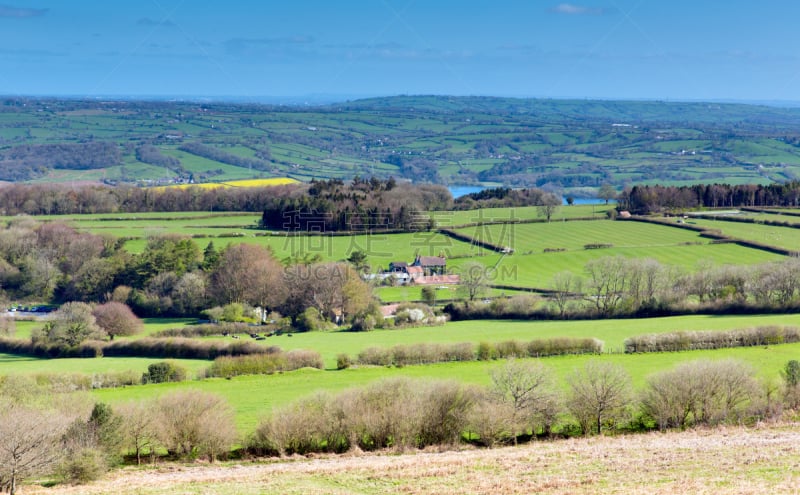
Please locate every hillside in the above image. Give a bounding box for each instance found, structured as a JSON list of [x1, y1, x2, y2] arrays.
[[4, 96, 800, 190], [26, 423, 800, 495]]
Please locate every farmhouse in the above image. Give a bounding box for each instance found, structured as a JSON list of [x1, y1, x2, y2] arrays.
[[389, 261, 409, 273], [412, 255, 447, 276]]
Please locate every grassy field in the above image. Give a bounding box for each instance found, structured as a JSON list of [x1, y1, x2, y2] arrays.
[[69, 312, 800, 431], [686, 217, 800, 251], [91, 342, 800, 432], [453, 220, 783, 287], [25, 423, 800, 495]]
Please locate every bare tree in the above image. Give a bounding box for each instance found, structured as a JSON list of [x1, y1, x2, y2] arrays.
[[536, 193, 561, 223], [211, 244, 285, 309], [566, 360, 631, 435], [550, 271, 582, 317], [642, 359, 761, 430], [156, 390, 237, 462], [0, 405, 71, 495], [597, 184, 617, 204], [117, 400, 160, 465], [457, 261, 490, 302], [283, 262, 371, 323], [490, 360, 559, 442], [584, 256, 629, 316]]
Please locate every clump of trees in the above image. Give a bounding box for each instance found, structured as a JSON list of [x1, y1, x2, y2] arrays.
[[618, 182, 800, 214], [259, 177, 449, 232]]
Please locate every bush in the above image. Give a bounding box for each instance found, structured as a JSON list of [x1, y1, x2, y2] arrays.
[[336, 353, 352, 370], [58, 448, 108, 485], [252, 378, 475, 455], [142, 361, 187, 384], [207, 349, 323, 378], [641, 359, 763, 430], [624, 326, 800, 353], [477, 341, 495, 361], [295, 307, 334, 332], [153, 322, 253, 338], [156, 390, 237, 461], [357, 346, 392, 366]]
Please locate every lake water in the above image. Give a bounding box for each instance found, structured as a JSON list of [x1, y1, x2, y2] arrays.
[[447, 185, 610, 205], [448, 185, 487, 198]]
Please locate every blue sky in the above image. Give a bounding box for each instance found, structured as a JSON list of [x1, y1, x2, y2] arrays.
[[2, 1, 800, 102]]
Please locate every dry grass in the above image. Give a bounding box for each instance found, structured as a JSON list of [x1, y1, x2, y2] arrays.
[[29, 422, 800, 494]]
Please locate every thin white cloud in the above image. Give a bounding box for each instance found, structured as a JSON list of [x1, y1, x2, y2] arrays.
[[0, 4, 47, 18], [549, 3, 609, 16]]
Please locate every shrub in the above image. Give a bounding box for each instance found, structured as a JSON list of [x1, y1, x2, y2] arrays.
[[295, 307, 334, 332], [336, 353, 352, 370], [141, 361, 187, 384], [251, 392, 349, 456], [285, 349, 325, 370], [641, 359, 763, 430], [339, 378, 472, 451], [58, 448, 108, 485], [153, 322, 252, 338], [207, 349, 322, 378], [625, 326, 800, 353], [357, 346, 393, 366], [477, 341, 495, 361], [156, 390, 237, 461]]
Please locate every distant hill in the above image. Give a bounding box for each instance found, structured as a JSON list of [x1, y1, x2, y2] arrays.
[[3, 95, 800, 191]]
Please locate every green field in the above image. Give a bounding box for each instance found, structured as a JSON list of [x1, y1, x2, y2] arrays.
[[4, 311, 800, 431], [686, 217, 800, 251], [453, 220, 783, 287]]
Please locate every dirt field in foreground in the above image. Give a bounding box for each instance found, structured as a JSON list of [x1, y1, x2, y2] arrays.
[[28, 423, 800, 495]]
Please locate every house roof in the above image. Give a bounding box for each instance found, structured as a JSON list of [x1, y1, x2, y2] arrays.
[[390, 261, 408, 268], [416, 256, 446, 266], [407, 266, 424, 275]]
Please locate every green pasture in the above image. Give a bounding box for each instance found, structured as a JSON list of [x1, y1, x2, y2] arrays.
[[686, 218, 800, 251], [92, 341, 800, 432], [0, 354, 209, 377], [53, 213, 261, 239], [265, 312, 800, 367], [449, 220, 783, 286], [454, 219, 705, 253], [373, 285, 532, 303], [489, 242, 781, 288], [431, 204, 612, 227]]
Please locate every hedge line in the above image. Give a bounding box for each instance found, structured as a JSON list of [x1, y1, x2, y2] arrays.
[[0, 337, 278, 360], [624, 325, 800, 353], [207, 349, 324, 378], [355, 337, 602, 367]]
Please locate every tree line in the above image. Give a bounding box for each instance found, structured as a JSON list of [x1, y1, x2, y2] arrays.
[[618, 182, 800, 214]]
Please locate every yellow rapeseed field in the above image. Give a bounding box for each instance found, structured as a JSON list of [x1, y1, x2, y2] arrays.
[[152, 178, 298, 191]]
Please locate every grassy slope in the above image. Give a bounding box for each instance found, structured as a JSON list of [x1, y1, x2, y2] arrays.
[[25, 423, 800, 495], [78, 312, 800, 431]]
